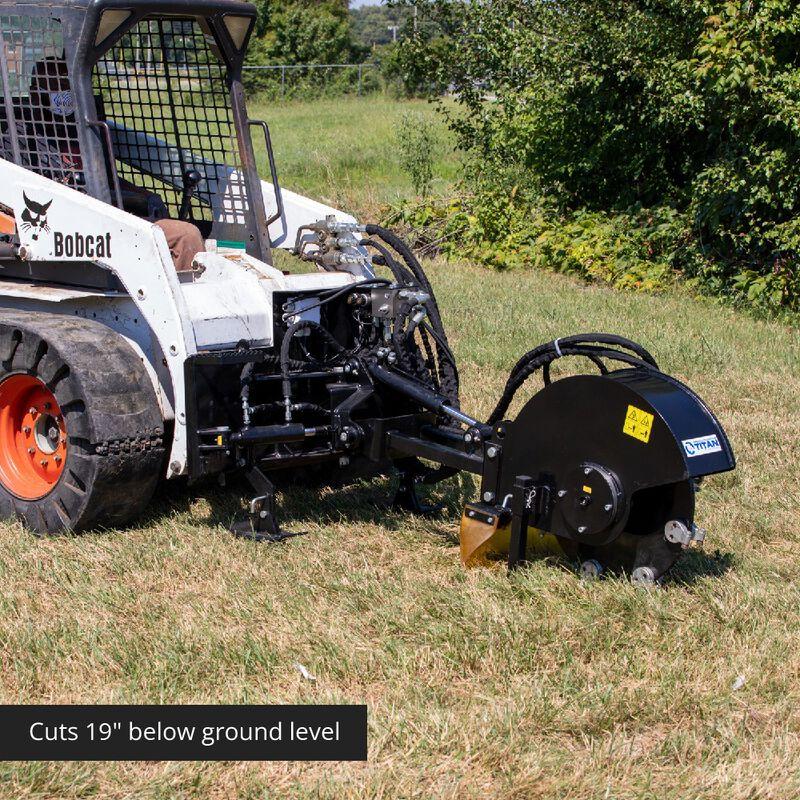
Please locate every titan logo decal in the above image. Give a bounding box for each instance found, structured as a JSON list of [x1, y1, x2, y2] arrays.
[[21, 193, 52, 241], [54, 231, 112, 259], [682, 434, 722, 458]]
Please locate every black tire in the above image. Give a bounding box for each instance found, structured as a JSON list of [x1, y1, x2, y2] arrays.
[[0, 311, 165, 533]]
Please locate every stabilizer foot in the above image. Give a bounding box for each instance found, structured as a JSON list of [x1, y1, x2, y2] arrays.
[[392, 461, 443, 516], [230, 467, 305, 543]]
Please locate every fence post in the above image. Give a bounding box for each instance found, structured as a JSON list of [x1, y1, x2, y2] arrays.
[[358, 64, 363, 96], [281, 65, 286, 99]]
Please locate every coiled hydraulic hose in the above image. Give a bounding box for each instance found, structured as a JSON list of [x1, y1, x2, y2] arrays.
[[487, 333, 659, 425]]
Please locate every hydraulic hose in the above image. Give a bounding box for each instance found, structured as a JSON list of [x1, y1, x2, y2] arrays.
[[359, 239, 417, 286], [364, 224, 460, 407], [487, 334, 659, 425], [281, 320, 345, 421]]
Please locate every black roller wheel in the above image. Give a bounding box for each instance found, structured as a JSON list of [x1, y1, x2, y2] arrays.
[[0, 311, 165, 533]]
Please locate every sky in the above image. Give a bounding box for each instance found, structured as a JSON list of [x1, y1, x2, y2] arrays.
[[351, 0, 382, 7]]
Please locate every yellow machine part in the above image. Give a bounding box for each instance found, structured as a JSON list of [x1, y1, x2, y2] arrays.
[[459, 505, 569, 567]]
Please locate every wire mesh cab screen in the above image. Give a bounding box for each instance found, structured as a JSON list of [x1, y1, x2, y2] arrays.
[[0, 14, 85, 190], [92, 17, 250, 237]]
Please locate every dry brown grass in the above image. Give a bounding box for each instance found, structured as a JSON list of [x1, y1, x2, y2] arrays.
[[0, 257, 798, 798]]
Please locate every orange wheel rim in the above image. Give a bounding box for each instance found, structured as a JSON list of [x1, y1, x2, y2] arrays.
[[0, 374, 67, 500]]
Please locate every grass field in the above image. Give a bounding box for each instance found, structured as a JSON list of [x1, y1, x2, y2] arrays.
[[249, 95, 461, 218], [1, 96, 799, 799]]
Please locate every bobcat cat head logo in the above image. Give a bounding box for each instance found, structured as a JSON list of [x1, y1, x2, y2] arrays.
[[20, 193, 52, 241]]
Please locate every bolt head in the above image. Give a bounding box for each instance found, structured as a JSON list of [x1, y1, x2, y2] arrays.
[[27, 447, 35, 455], [557, 489, 567, 498], [40, 459, 48, 467], [632, 566, 656, 585], [22, 426, 31, 435], [604, 503, 613, 512], [29, 407, 38, 417], [577, 525, 587, 534], [54, 455, 62, 464], [464, 433, 473, 443], [486, 446, 498, 459], [580, 560, 603, 580], [584, 467, 591, 475], [482, 491, 495, 503]]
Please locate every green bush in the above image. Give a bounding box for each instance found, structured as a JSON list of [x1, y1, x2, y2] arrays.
[[396, 111, 439, 196], [400, 0, 800, 316], [387, 193, 692, 293]]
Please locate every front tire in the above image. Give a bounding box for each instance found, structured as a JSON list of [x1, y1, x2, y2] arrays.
[[0, 311, 165, 533]]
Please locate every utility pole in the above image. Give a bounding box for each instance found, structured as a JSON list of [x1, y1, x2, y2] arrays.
[[387, 25, 399, 43]]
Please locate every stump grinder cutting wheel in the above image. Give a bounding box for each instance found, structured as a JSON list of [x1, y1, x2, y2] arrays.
[[0, 0, 734, 582]]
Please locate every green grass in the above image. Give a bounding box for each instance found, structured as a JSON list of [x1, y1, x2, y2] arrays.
[[249, 95, 461, 218], [2, 96, 800, 798]]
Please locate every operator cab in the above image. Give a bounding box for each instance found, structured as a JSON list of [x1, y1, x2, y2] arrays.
[[0, 0, 274, 262]]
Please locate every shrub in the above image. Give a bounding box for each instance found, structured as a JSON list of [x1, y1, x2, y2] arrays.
[[396, 111, 439, 196], [398, 0, 800, 316]]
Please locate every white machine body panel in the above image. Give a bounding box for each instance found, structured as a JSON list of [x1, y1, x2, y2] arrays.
[[0, 156, 367, 479]]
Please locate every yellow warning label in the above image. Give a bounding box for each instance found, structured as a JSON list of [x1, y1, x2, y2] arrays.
[[623, 404, 654, 443], [582, 485, 592, 494]]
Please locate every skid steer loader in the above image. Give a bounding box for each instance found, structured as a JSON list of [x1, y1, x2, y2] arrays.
[[0, 0, 735, 582]]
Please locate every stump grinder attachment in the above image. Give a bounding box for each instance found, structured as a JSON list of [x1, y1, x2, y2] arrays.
[[0, 0, 734, 582]]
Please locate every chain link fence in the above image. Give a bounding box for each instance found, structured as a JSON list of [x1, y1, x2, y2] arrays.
[[242, 63, 381, 99]]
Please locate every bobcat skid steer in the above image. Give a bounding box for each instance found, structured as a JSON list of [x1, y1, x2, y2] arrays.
[[0, 0, 734, 582]]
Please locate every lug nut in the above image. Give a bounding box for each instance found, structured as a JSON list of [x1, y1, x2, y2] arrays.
[[40, 459, 48, 467], [54, 455, 62, 464], [27, 447, 35, 455], [22, 426, 31, 435], [43, 402, 51, 410], [29, 407, 38, 417]]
